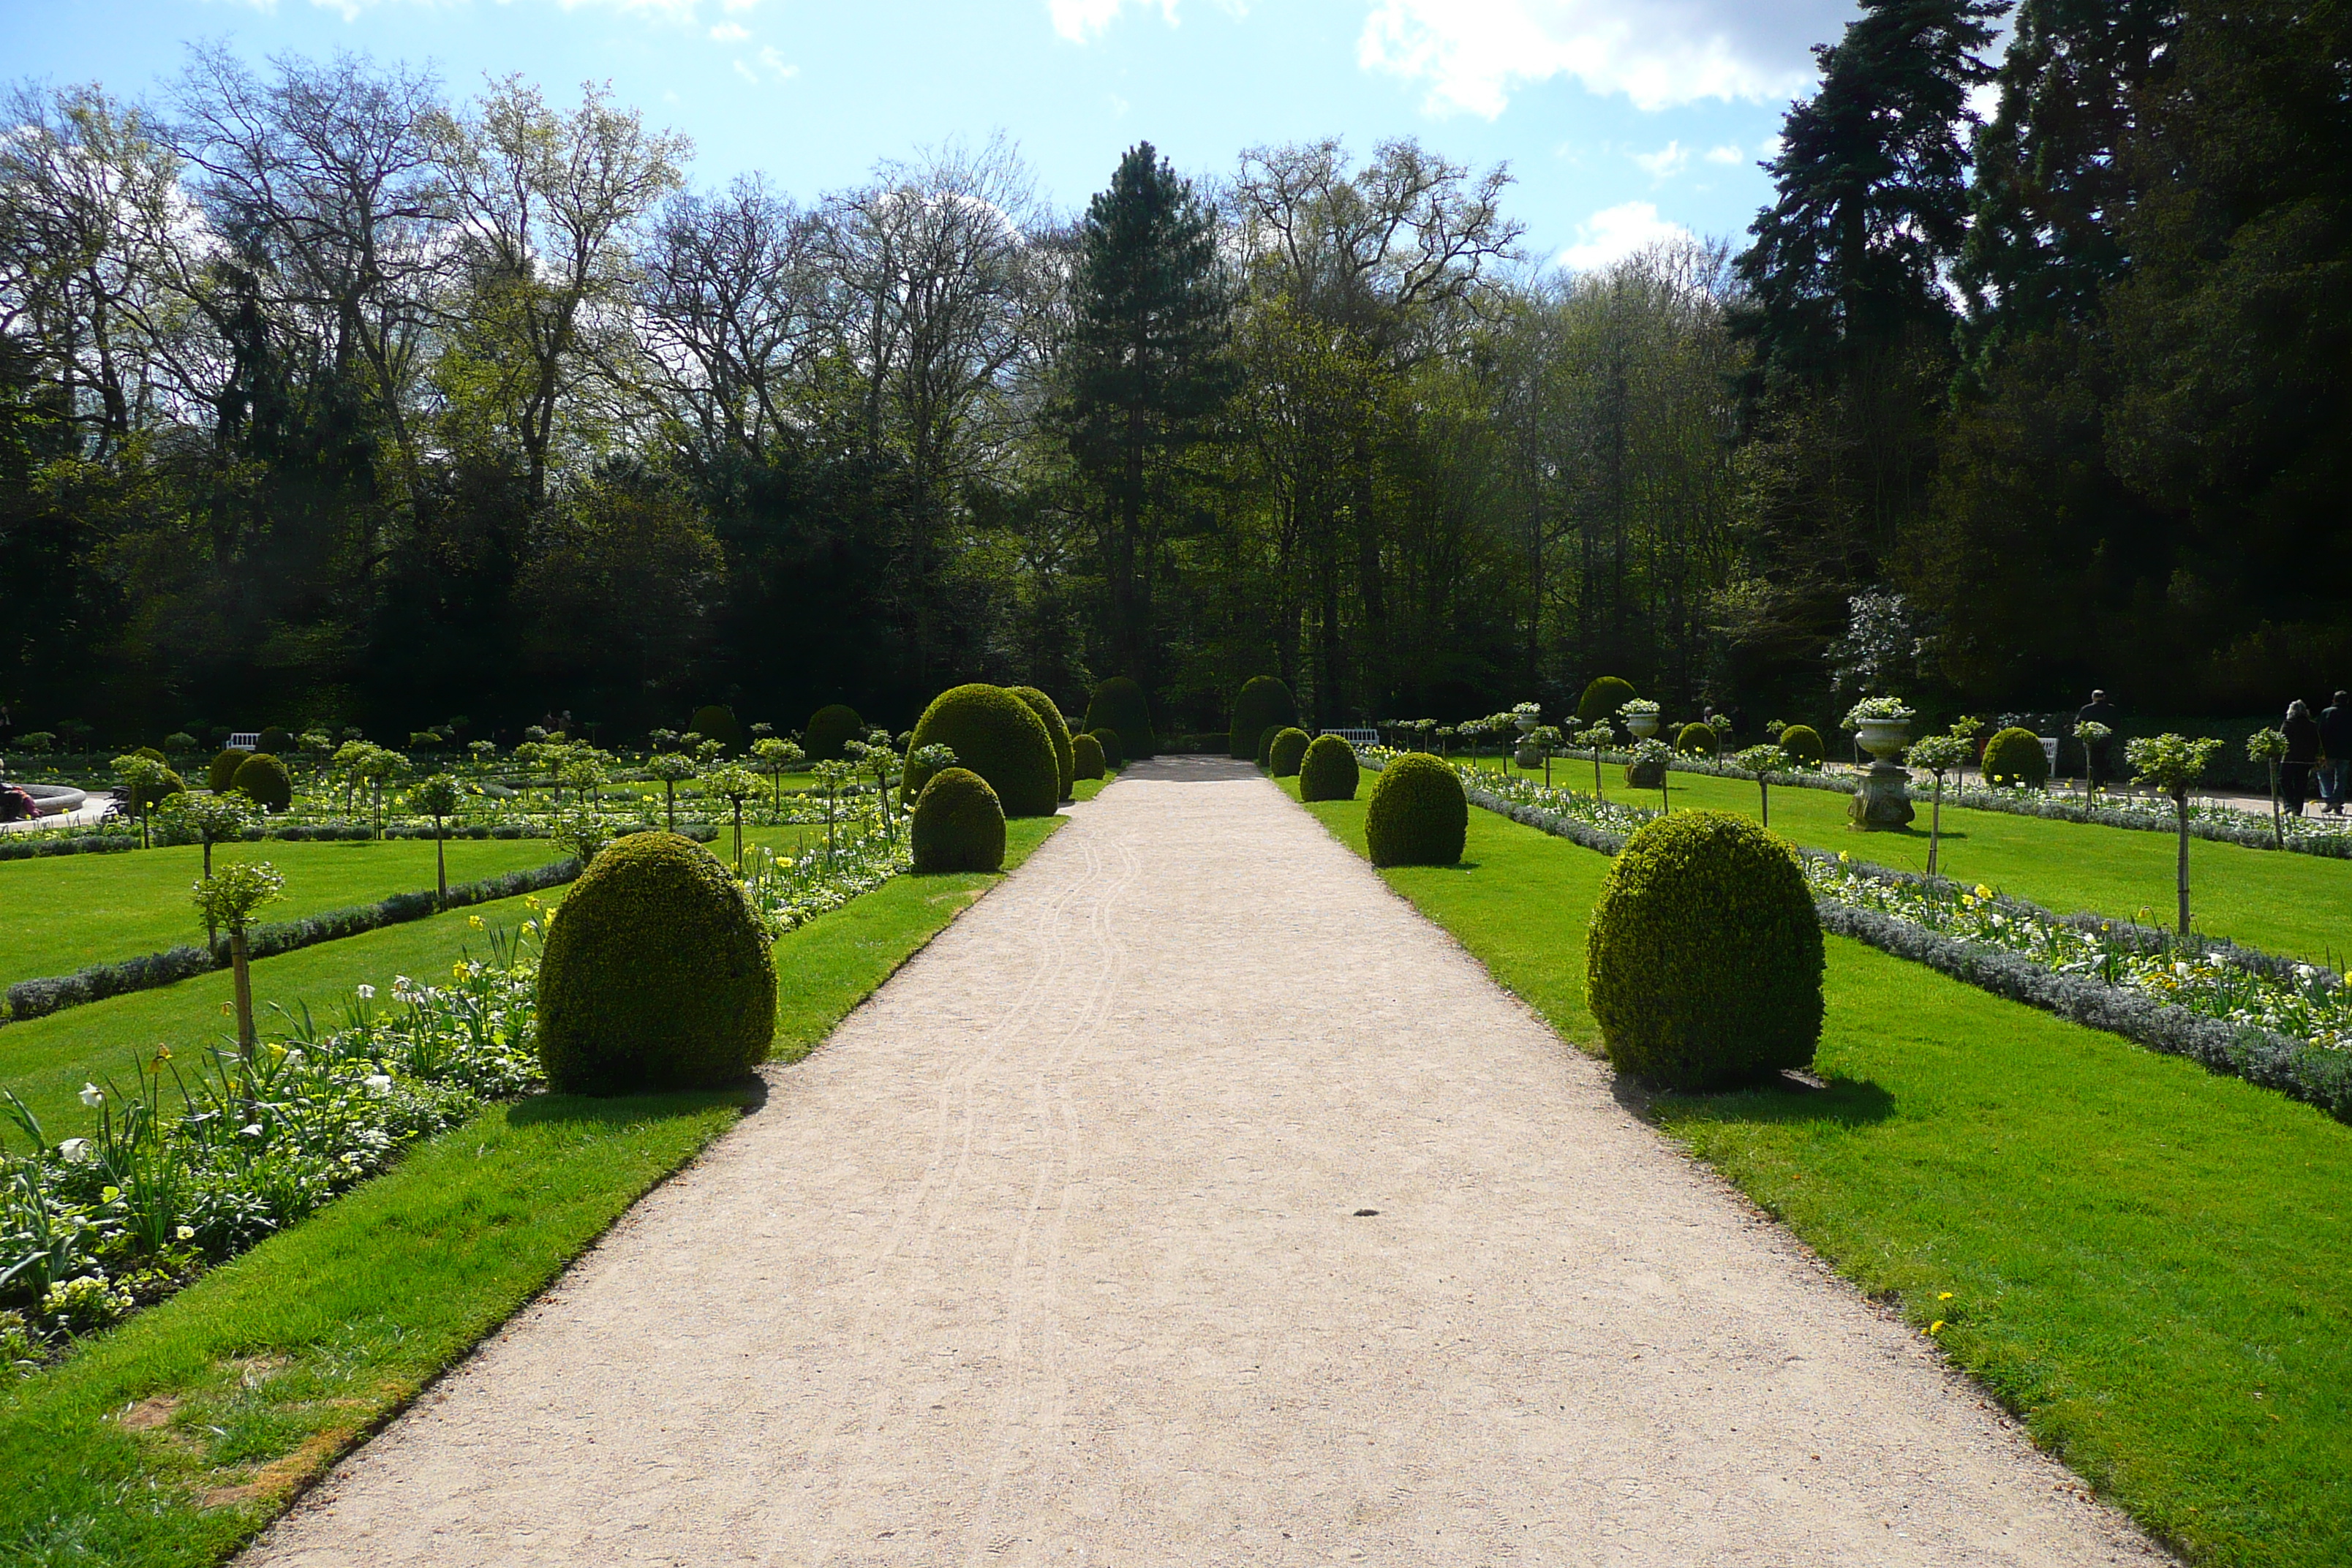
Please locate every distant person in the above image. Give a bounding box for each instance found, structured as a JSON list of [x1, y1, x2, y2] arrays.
[[2076, 689, 2119, 788], [2283, 699, 2321, 816], [2320, 690, 2352, 815]]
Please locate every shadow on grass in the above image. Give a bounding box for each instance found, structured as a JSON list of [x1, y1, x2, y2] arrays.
[[505, 1077, 767, 1130], [1615, 1071, 1896, 1128]]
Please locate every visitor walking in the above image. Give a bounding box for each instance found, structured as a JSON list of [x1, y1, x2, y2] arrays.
[[2283, 699, 2321, 815], [2320, 691, 2352, 814], [2077, 689, 2119, 788]]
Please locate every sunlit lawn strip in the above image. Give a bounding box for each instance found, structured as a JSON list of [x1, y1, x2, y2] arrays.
[[1286, 778, 2352, 1568]]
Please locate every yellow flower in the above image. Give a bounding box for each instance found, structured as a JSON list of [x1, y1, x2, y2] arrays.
[[1975, 884, 1994, 901], [1937, 1291, 1953, 1301], [1929, 1320, 1945, 1335], [468, 914, 486, 930], [524, 895, 542, 911], [220, 1002, 233, 1017], [452, 961, 468, 979]]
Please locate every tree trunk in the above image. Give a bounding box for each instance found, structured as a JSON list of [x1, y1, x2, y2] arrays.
[[1927, 780, 1943, 878], [2175, 787, 2193, 935], [232, 930, 256, 1066], [436, 824, 448, 902]]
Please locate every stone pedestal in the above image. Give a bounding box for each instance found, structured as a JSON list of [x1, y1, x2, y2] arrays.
[[1848, 761, 1915, 829], [1515, 744, 1543, 769], [1627, 755, 1668, 790]]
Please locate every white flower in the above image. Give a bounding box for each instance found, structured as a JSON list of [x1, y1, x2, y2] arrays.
[[78, 1082, 104, 1108], [363, 1074, 393, 1097], [57, 1137, 92, 1164], [356, 984, 376, 1000], [284, 1048, 305, 1066], [239, 1123, 264, 1138]]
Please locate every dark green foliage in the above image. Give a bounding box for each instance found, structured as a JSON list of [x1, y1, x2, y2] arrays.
[[1577, 676, 1638, 724], [1071, 731, 1107, 781], [1267, 726, 1309, 777], [1779, 724, 1826, 766], [1090, 728, 1123, 768], [690, 704, 741, 753], [258, 725, 294, 755], [1675, 721, 1716, 756], [128, 768, 184, 811], [1229, 675, 1297, 761], [1084, 676, 1155, 762], [804, 704, 863, 762], [537, 832, 776, 1094], [1585, 812, 1824, 1091], [1983, 725, 2051, 787], [230, 753, 293, 813], [906, 684, 1060, 816], [911, 766, 1006, 873], [1009, 685, 1076, 800], [1364, 753, 1467, 867], [207, 749, 245, 794], [132, 745, 167, 764], [1256, 722, 1280, 769], [1297, 734, 1359, 802]]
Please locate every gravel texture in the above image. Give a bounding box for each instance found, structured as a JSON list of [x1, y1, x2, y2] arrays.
[[241, 757, 2168, 1567]]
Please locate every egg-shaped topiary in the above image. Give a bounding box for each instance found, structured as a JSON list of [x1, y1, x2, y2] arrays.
[[1071, 731, 1107, 781], [911, 766, 1007, 872], [1229, 676, 1298, 762], [1256, 722, 1280, 769], [690, 704, 742, 753], [1585, 811, 1823, 1093], [1364, 753, 1468, 867], [1091, 728, 1124, 768], [803, 704, 864, 762], [133, 745, 167, 764], [257, 725, 294, 756], [1674, 721, 1716, 756], [1578, 676, 1639, 724], [1779, 724, 1825, 768], [129, 768, 186, 811], [905, 684, 1060, 816], [1267, 726, 1310, 777], [230, 753, 293, 813], [1083, 676, 1155, 763], [208, 748, 246, 794], [1298, 734, 1359, 802], [1981, 725, 2050, 788], [1009, 686, 1076, 801], [536, 832, 777, 1095]]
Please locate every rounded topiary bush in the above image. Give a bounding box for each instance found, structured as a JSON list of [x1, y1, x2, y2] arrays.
[[1298, 734, 1359, 802], [690, 704, 741, 753], [1084, 676, 1155, 763], [1071, 731, 1106, 781], [1365, 753, 1468, 868], [804, 704, 864, 762], [1779, 723, 1825, 767], [1229, 675, 1297, 762], [1585, 811, 1824, 1093], [257, 725, 293, 757], [207, 748, 246, 794], [1009, 686, 1076, 801], [1267, 726, 1310, 777], [1578, 676, 1639, 724], [1256, 723, 1279, 769], [1674, 721, 1716, 756], [911, 766, 1006, 873], [1981, 725, 2049, 788], [1090, 728, 1123, 768], [537, 832, 776, 1095], [230, 753, 293, 813], [130, 768, 186, 811], [905, 684, 1059, 816]]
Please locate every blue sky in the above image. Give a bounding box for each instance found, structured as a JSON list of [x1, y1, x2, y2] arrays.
[[3, 0, 1862, 269]]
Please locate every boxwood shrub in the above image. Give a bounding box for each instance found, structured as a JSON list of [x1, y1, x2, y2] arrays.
[[1090, 728, 1123, 768], [1267, 726, 1310, 777], [1229, 675, 1297, 761], [1298, 734, 1359, 801], [905, 684, 1060, 815], [1071, 731, 1107, 781], [690, 704, 741, 752], [1084, 676, 1155, 763], [1010, 685, 1076, 801], [1578, 676, 1638, 724], [1364, 753, 1467, 867], [1779, 723, 1825, 767], [206, 748, 245, 794], [911, 766, 1007, 872], [1674, 721, 1716, 756], [231, 752, 293, 813], [803, 704, 864, 762], [1982, 725, 2050, 788]]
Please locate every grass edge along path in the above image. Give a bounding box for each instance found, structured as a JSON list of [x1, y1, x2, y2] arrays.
[[1281, 777, 2352, 1568], [0, 811, 1072, 1568]]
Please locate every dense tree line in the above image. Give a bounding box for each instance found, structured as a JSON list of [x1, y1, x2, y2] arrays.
[[2, 3, 2340, 745]]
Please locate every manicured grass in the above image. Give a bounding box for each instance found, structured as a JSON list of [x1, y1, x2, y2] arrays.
[[1286, 776, 2352, 1568], [0, 837, 565, 990], [1480, 755, 2352, 963]]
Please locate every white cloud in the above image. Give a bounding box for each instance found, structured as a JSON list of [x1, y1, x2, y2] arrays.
[[1630, 140, 1687, 180], [1049, 0, 1179, 43], [1357, 0, 1847, 116], [708, 20, 749, 40], [1558, 200, 1693, 271], [1704, 142, 1744, 165], [293, 0, 764, 19]]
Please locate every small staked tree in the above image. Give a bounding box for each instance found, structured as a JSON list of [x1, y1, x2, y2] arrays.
[[356, 744, 401, 839], [1905, 732, 1974, 878], [845, 730, 906, 840], [1529, 725, 1562, 788], [645, 751, 698, 832], [750, 736, 804, 815], [704, 764, 761, 870], [810, 758, 855, 859], [165, 791, 262, 946], [192, 860, 285, 1071], [1730, 745, 1785, 828], [111, 753, 174, 848], [2247, 728, 2290, 850], [2127, 733, 2225, 935], [1577, 724, 1613, 799], [412, 773, 465, 900]]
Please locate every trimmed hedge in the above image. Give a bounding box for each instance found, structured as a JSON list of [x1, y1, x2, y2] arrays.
[[1256, 723, 1279, 770], [206, 748, 245, 794], [1071, 731, 1107, 781], [690, 704, 741, 753], [1674, 721, 1716, 756], [1010, 685, 1077, 801], [1091, 727, 1124, 768], [1298, 734, 1360, 802], [905, 684, 1060, 816], [1779, 724, 1825, 767], [232, 752, 293, 813], [129, 769, 184, 811], [1229, 676, 1298, 762], [804, 704, 864, 762], [1982, 725, 2050, 788], [1084, 676, 1155, 763], [257, 725, 294, 756], [1586, 811, 1824, 1092], [537, 832, 775, 1094], [1578, 676, 1638, 724], [911, 766, 1006, 872], [1364, 753, 1468, 867], [0, 832, 138, 862], [1267, 726, 1310, 777]]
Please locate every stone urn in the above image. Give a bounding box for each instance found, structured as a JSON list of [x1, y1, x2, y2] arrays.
[[1626, 750, 1669, 790], [1624, 711, 1661, 741], [1847, 717, 1915, 830], [1512, 714, 1542, 768]]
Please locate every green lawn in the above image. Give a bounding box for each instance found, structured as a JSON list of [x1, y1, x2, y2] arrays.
[[1477, 755, 2352, 963], [0, 812, 1071, 1568], [1289, 777, 2352, 1568], [0, 837, 566, 990]]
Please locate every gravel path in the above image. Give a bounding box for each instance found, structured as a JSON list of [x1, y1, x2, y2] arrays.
[[242, 758, 2166, 1567]]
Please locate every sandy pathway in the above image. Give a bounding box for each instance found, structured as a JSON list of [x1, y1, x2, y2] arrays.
[[242, 758, 2164, 1567]]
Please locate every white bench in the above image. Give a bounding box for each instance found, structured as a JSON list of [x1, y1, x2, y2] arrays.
[[227, 733, 260, 752], [1319, 728, 1379, 745]]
